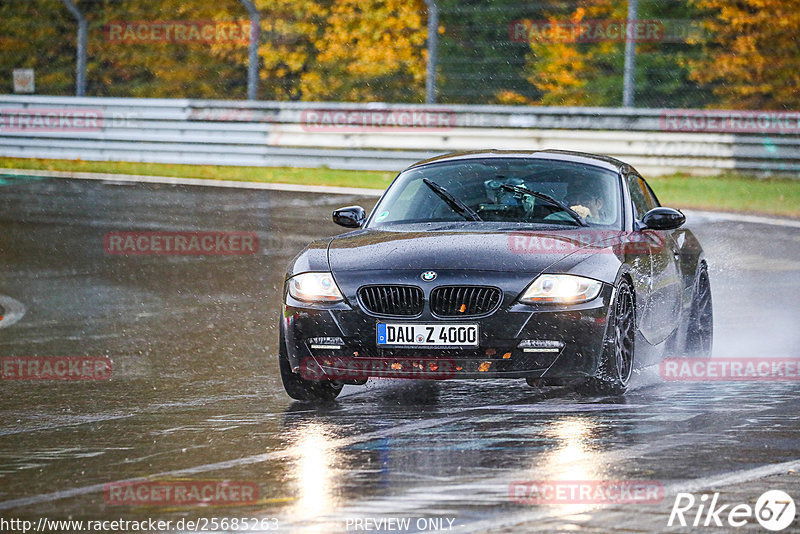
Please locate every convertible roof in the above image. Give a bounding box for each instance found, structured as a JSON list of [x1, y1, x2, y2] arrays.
[[406, 150, 630, 174]]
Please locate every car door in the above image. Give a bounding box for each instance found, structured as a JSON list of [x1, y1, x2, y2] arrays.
[[627, 173, 682, 345]]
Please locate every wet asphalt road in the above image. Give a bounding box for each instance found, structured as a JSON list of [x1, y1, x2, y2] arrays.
[[1, 174, 799, 533]]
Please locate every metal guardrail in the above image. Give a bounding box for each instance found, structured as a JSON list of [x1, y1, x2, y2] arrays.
[[1, 95, 798, 175]]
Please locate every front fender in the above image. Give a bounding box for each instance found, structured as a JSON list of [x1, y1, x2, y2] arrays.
[[544, 246, 625, 285]]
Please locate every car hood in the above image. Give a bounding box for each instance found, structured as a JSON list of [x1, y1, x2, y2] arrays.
[[328, 228, 616, 274]]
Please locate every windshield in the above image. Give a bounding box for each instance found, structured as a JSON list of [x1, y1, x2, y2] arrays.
[[368, 158, 621, 229]]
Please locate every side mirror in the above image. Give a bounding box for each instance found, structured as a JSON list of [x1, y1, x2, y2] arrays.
[[332, 205, 366, 228], [641, 207, 685, 230]]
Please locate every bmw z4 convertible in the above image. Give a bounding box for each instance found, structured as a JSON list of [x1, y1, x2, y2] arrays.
[[279, 150, 713, 401]]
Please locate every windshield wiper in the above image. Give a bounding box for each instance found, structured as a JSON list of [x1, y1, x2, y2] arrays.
[[500, 184, 588, 227], [422, 179, 482, 222]]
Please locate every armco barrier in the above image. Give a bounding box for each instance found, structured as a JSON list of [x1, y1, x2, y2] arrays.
[[1, 96, 798, 175]]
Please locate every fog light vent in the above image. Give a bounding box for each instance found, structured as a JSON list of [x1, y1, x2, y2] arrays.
[[308, 337, 344, 350], [518, 340, 565, 353]]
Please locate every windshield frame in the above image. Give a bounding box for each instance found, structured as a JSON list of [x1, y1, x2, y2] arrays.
[[364, 158, 625, 230]]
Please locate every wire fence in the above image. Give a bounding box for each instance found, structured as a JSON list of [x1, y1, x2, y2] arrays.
[[0, 0, 795, 110]]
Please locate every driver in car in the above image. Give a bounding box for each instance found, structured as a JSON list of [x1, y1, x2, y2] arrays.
[[568, 188, 606, 223]]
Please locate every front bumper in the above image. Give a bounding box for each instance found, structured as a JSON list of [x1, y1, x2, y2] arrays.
[[282, 281, 615, 381]]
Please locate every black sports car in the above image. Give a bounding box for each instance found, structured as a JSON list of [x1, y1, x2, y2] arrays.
[[279, 150, 713, 401]]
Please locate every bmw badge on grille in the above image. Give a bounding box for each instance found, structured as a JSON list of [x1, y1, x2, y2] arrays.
[[421, 271, 437, 282]]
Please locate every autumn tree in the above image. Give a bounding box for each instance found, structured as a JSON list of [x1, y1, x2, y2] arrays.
[[92, 0, 251, 98], [0, 0, 256, 98], [301, 0, 427, 102], [689, 0, 800, 110], [0, 0, 82, 95], [434, 0, 545, 105], [520, 0, 712, 108], [221, 0, 333, 101]]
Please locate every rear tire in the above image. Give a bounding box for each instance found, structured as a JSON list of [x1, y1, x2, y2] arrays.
[[577, 281, 635, 396], [278, 326, 343, 402], [685, 264, 713, 358]]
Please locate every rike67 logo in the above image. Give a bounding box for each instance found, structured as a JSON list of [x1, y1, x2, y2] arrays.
[[669, 490, 796, 531]]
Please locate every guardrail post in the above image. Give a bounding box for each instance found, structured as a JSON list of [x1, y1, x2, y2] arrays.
[[240, 0, 260, 100], [61, 0, 87, 96], [425, 0, 438, 104], [622, 0, 638, 108]]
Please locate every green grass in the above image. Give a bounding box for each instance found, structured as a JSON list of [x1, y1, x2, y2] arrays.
[[648, 173, 800, 218], [2, 157, 799, 217], [0, 157, 396, 191]]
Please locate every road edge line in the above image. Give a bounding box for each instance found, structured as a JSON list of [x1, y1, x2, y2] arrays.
[[0, 168, 384, 197]]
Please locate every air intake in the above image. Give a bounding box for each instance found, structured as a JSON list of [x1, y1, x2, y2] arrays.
[[430, 286, 502, 317], [358, 285, 424, 317]]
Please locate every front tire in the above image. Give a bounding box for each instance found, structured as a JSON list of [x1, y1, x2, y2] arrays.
[[685, 264, 713, 358], [578, 281, 635, 396], [278, 326, 343, 402]]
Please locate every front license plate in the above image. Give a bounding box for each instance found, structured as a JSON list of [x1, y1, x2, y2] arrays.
[[376, 323, 479, 347]]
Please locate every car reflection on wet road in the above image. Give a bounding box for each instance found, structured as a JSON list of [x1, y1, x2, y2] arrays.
[[1, 175, 799, 532]]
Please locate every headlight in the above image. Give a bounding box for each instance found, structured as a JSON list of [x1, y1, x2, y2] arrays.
[[519, 274, 602, 304], [288, 272, 344, 303]]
